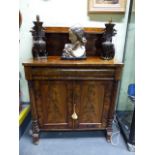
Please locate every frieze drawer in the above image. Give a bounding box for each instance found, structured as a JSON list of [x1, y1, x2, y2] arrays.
[[30, 67, 115, 80]]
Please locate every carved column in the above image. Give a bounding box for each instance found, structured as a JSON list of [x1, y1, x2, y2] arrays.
[[106, 66, 123, 142], [28, 81, 40, 144], [32, 120, 40, 144], [106, 80, 118, 143]]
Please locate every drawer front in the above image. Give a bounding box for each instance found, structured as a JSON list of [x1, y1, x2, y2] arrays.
[[30, 67, 115, 80]]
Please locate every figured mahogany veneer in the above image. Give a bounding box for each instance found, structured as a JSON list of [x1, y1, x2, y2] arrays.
[[23, 27, 123, 144], [44, 27, 105, 56]]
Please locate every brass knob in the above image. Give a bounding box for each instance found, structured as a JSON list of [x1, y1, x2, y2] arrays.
[[71, 104, 78, 120]]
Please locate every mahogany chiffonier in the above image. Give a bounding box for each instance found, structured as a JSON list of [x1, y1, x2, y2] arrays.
[[23, 27, 124, 144]]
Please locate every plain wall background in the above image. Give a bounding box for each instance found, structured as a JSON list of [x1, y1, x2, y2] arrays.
[[19, 0, 131, 102]]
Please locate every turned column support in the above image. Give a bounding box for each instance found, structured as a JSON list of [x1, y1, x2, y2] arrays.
[[31, 120, 40, 145], [106, 118, 113, 143], [28, 81, 40, 144], [106, 80, 119, 143]]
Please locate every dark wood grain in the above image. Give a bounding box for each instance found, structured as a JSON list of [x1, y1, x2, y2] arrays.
[[44, 27, 105, 33], [74, 81, 111, 129], [44, 27, 105, 56], [23, 57, 123, 143], [23, 56, 123, 67], [23, 27, 123, 144]]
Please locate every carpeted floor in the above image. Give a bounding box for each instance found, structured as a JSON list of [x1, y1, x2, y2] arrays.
[[19, 124, 135, 155]]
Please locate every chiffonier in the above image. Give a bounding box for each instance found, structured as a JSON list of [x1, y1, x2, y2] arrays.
[[23, 27, 123, 144]]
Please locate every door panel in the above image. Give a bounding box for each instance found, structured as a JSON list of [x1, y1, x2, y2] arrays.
[[73, 81, 113, 129], [33, 80, 113, 130], [34, 80, 73, 129]]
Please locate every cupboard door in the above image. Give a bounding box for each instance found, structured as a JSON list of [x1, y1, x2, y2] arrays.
[[34, 80, 73, 129], [73, 81, 113, 129]]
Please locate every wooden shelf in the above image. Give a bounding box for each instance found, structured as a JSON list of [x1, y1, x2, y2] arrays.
[[23, 56, 123, 67], [44, 27, 105, 34]]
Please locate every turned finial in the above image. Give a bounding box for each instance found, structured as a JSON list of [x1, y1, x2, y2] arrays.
[[36, 15, 40, 22], [109, 18, 112, 24]]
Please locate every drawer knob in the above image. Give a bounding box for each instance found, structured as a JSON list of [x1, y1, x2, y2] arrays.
[[71, 104, 78, 120]]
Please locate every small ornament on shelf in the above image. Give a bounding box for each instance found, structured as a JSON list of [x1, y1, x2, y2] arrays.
[[61, 26, 87, 60], [31, 15, 47, 59], [100, 19, 117, 60]]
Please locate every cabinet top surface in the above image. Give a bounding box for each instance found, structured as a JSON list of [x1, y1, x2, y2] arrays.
[[23, 56, 123, 67]]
